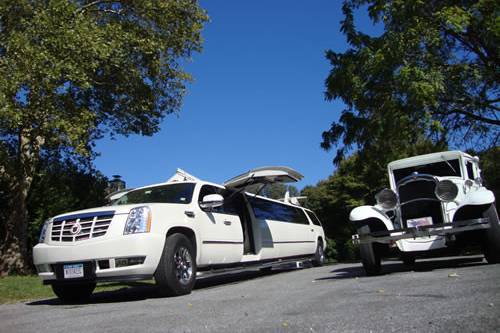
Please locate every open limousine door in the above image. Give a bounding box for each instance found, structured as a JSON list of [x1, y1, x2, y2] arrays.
[[223, 166, 303, 189]]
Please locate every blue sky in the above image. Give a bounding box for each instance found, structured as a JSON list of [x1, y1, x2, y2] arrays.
[[94, 1, 379, 190]]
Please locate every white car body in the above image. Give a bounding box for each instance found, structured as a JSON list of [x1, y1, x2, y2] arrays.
[[350, 151, 496, 253], [33, 167, 326, 287]]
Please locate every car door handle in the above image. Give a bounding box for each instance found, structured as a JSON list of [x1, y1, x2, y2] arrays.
[[224, 220, 232, 226], [311, 229, 314, 232]]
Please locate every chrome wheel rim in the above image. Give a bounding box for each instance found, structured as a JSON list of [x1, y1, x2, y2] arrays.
[[173, 247, 193, 285]]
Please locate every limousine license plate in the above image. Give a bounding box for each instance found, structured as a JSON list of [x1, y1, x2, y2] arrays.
[[407, 216, 433, 228], [63, 263, 84, 279]]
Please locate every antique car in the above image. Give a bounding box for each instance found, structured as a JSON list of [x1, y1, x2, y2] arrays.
[[350, 151, 499, 275], [34, 167, 326, 302]]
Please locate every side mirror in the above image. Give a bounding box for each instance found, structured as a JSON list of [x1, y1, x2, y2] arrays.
[[200, 194, 224, 210]]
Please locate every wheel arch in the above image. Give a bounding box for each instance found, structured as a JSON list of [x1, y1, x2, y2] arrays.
[[350, 205, 394, 231], [453, 203, 493, 222], [317, 236, 325, 250], [166, 226, 198, 261], [353, 218, 389, 233]]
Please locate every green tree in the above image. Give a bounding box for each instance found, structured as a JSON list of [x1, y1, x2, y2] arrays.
[[0, 0, 208, 275], [322, 0, 499, 164]]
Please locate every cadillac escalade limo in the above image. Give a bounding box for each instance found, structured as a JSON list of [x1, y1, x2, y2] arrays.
[[33, 166, 326, 302]]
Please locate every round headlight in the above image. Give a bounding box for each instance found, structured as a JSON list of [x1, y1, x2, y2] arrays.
[[435, 180, 458, 202], [375, 188, 398, 210]]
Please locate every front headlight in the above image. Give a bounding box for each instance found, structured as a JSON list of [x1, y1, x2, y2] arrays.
[[435, 180, 458, 202], [124, 206, 152, 235], [38, 220, 50, 243], [375, 188, 398, 210]]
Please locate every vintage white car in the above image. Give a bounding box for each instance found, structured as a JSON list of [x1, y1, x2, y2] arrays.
[[34, 167, 326, 302], [351, 151, 499, 275]]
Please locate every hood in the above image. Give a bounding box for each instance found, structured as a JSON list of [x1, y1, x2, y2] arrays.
[[50, 203, 180, 221]]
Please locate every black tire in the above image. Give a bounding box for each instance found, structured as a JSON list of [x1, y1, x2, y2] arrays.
[[483, 204, 500, 264], [358, 225, 382, 276], [312, 239, 325, 267], [401, 254, 416, 266], [52, 282, 96, 303], [155, 233, 197, 296]]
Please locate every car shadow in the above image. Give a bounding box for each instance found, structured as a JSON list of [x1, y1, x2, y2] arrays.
[[315, 255, 487, 281], [26, 268, 292, 306]]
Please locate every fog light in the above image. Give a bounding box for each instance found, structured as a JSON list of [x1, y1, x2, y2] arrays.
[[36, 264, 52, 273], [98, 260, 110, 270], [115, 256, 145, 267]]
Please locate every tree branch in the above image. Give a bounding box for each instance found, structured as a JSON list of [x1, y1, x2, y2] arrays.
[[76, 0, 118, 14], [434, 109, 500, 126]]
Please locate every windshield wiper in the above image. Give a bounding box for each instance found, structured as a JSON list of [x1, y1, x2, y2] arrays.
[[441, 155, 457, 175]]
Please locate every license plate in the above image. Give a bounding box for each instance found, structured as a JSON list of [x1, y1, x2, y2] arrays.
[[407, 216, 433, 228], [63, 263, 84, 279]]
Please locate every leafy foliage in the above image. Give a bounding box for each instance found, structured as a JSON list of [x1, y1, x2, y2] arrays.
[[0, 0, 208, 157], [322, 0, 499, 164]]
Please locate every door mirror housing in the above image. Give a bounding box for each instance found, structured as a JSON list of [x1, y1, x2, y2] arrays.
[[200, 194, 224, 210]]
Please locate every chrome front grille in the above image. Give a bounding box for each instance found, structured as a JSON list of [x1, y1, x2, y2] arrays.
[[50, 211, 114, 242], [397, 179, 443, 227]]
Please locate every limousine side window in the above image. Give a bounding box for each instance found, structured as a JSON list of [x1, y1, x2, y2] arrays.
[[198, 185, 238, 215], [306, 211, 322, 226], [248, 197, 309, 224]]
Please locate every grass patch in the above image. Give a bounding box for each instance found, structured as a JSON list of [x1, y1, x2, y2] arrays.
[[0, 276, 54, 304], [0, 276, 151, 304]]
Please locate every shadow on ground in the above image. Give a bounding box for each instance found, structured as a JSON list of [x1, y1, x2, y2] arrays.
[[26, 268, 292, 306], [316, 255, 486, 281]]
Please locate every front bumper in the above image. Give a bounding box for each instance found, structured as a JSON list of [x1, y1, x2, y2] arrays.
[[33, 233, 165, 283], [352, 217, 490, 245]]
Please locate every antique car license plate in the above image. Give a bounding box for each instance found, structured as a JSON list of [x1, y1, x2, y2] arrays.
[[407, 216, 433, 228], [63, 263, 84, 279]]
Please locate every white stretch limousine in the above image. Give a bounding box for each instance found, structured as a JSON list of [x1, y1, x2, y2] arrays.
[[34, 167, 326, 302]]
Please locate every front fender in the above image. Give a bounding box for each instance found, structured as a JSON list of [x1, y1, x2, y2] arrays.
[[461, 188, 495, 207], [350, 205, 394, 231]]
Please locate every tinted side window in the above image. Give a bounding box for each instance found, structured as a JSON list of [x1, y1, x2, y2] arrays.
[[294, 208, 310, 225], [198, 185, 238, 215], [466, 161, 474, 180], [248, 197, 309, 224], [306, 211, 323, 226]]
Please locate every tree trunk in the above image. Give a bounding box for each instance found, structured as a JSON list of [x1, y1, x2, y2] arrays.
[[0, 131, 42, 276], [0, 183, 32, 275]]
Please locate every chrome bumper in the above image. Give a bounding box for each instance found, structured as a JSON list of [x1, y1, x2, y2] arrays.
[[352, 218, 490, 245]]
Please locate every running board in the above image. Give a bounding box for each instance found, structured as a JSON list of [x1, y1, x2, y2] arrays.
[[196, 256, 312, 278]]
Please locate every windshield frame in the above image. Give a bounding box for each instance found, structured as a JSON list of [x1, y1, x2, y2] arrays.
[[389, 156, 464, 190]]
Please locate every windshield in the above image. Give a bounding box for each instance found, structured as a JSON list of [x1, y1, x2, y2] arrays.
[[392, 159, 462, 183], [115, 183, 195, 205]]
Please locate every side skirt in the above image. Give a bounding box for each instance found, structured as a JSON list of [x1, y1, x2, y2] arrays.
[[196, 254, 315, 277]]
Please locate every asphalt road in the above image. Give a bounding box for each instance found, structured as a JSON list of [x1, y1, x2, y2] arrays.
[[1, 255, 499, 333]]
